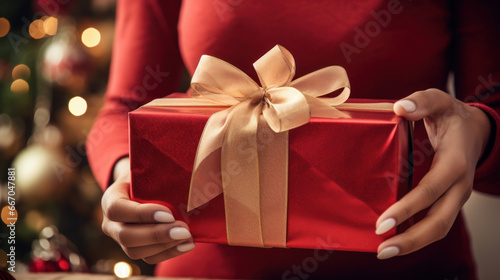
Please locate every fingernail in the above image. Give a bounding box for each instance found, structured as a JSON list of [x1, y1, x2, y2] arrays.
[[154, 211, 175, 223], [176, 242, 195, 252], [375, 218, 396, 235], [377, 246, 400, 260], [170, 227, 192, 240], [395, 100, 417, 113]]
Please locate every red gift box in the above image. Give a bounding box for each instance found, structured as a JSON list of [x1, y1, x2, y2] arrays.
[[129, 101, 412, 252], [129, 45, 418, 252]]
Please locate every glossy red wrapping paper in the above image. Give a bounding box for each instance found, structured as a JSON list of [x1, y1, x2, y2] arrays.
[[129, 98, 413, 252]]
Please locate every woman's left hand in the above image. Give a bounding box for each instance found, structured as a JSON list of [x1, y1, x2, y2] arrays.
[[375, 88, 491, 259]]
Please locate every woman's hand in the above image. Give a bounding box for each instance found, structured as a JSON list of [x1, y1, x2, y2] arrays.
[[375, 88, 491, 259], [101, 158, 195, 264]]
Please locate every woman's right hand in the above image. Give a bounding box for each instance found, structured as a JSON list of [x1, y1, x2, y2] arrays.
[[101, 157, 195, 264]]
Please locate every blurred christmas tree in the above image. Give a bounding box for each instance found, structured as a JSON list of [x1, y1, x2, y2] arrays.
[[0, 0, 154, 276]]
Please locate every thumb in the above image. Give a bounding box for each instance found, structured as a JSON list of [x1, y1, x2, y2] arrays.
[[393, 89, 452, 121]]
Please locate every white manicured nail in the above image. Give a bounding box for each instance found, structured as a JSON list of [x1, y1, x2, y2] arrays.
[[376, 218, 396, 235], [377, 246, 400, 260], [395, 100, 417, 113], [170, 227, 192, 240], [153, 211, 175, 223], [176, 242, 195, 252]]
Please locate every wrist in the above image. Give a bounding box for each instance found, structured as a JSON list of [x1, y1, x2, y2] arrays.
[[113, 157, 130, 182], [469, 105, 492, 162]]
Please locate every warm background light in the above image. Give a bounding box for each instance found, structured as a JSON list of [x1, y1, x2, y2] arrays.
[[81, 27, 101, 48], [1, 205, 17, 225], [68, 96, 87, 116], [43, 16, 58, 36], [25, 210, 51, 232], [29, 19, 46, 39], [11, 79, 29, 93], [0, 17, 10, 37], [45, 42, 64, 65], [114, 262, 132, 278], [12, 64, 31, 80]]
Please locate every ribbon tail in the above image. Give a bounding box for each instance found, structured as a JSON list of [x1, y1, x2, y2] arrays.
[[143, 97, 229, 107], [304, 94, 351, 119], [257, 116, 288, 247], [333, 102, 394, 111], [187, 107, 234, 211], [222, 101, 264, 247]]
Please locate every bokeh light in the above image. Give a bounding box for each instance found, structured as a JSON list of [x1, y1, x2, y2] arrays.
[[41, 226, 56, 239], [58, 259, 70, 271], [43, 17, 58, 36], [39, 239, 50, 250], [1, 206, 17, 225], [81, 27, 101, 48], [45, 42, 64, 65], [34, 107, 50, 128], [25, 210, 50, 232], [114, 262, 132, 278], [10, 79, 29, 93], [0, 18, 10, 37], [68, 96, 87, 116], [29, 19, 46, 39], [12, 64, 30, 80], [69, 253, 81, 266]]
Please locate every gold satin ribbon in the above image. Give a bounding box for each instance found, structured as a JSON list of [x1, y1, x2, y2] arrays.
[[143, 45, 393, 248]]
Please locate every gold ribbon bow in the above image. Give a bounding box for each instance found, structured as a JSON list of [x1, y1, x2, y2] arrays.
[[144, 45, 393, 248]]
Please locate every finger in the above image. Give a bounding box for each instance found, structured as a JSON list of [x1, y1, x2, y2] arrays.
[[375, 148, 463, 233], [101, 180, 174, 224], [122, 238, 193, 260], [142, 242, 196, 264], [377, 178, 471, 259], [104, 220, 192, 247], [393, 89, 453, 121]]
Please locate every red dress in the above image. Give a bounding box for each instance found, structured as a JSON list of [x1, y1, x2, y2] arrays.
[[87, 0, 500, 279]]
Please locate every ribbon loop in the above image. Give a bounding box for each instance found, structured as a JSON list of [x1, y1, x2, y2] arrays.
[[290, 66, 350, 100], [192, 55, 260, 103], [253, 45, 295, 89]]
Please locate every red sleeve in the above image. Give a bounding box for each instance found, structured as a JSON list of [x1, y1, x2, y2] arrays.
[[86, 0, 183, 190], [452, 0, 500, 195]]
